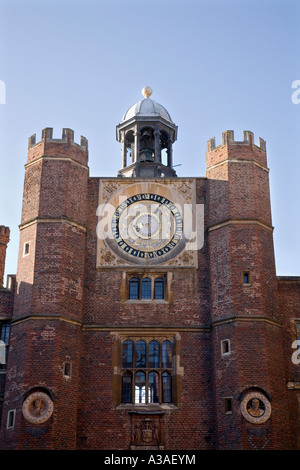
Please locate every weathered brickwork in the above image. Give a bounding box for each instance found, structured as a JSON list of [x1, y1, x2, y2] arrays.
[[0, 122, 299, 450]]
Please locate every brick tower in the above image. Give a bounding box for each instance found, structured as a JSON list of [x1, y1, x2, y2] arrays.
[[0, 91, 299, 451], [0, 128, 89, 449], [206, 130, 293, 449]]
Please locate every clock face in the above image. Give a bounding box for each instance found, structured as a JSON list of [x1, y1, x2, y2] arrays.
[[112, 193, 183, 260]]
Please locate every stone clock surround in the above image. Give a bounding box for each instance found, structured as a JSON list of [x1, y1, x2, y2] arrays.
[[96, 178, 199, 269]]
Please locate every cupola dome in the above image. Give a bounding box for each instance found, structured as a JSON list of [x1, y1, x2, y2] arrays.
[[116, 87, 178, 178], [122, 88, 173, 124]]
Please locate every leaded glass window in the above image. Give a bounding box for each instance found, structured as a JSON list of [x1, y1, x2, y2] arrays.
[[135, 371, 146, 404], [122, 340, 133, 368], [141, 278, 151, 299], [154, 278, 164, 299], [122, 372, 132, 403], [148, 340, 159, 368], [162, 340, 172, 368], [129, 278, 139, 299], [121, 338, 173, 404], [149, 371, 159, 403], [127, 275, 166, 301], [135, 340, 146, 368], [162, 372, 172, 403]]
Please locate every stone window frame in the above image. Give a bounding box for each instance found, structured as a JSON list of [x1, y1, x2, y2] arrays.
[[113, 333, 182, 408], [23, 241, 30, 257], [242, 270, 252, 286], [6, 409, 16, 429], [63, 361, 72, 379], [120, 338, 173, 405], [121, 272, 173, 303], [221, 339, 231, 356], [224, 397, 233, 415]]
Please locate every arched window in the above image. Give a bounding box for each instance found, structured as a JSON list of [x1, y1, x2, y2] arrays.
[[129, 277, 139, 299], [122, 340, 133, 368], [135, 371, 146, 403], [122, 372, 132, 403], [141, 278, 151, 299], [154, 278, 164, 299], [148, 371, 159, 403], [162, 372, 172, 403], [135, 340, 146, 368], [148, 340, 160, 368]]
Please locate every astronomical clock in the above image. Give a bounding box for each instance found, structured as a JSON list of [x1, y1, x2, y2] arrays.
[[97, 180, 200, 269]]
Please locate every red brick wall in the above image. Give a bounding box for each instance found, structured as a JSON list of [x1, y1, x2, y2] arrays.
[[0, 290, 14, 318], [76, 331, 216, 450], [0, 129, 88, 449], [74, 175, 216, 450], [206, 132, 295, 449], [1, 128, 298, 450]]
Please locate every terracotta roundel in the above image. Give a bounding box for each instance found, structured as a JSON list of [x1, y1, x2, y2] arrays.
[[240, 391, 271, 424], [22, 391, 54, 424]]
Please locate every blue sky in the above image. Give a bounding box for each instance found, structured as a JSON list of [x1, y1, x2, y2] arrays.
[[0, 0, 299, 279]]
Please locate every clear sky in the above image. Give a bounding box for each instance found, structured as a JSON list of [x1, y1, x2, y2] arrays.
[[0, 0, 299, 280]]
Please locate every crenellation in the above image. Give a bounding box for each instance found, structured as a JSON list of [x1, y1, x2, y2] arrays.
[[28, 127, 88, 150], [258, 137, 266, 151], [207, 130, 266, 153], [42, 127, 53, 142], [62, 128, 74, 143], [28, 134, 36, 148], [80, 135, 88, 151], [0, 226, 10, 240]]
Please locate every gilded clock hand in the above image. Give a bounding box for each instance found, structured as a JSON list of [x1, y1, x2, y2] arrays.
[[153, 203, 163, 214]]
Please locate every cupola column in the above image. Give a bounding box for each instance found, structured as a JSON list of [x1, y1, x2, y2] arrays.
[[167, 137, 173, 168], [121, 135, 127, 168], [133, 126, 140, 164], [154, 129, 161, 163]]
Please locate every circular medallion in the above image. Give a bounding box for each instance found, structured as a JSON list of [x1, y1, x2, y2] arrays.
[[240, 392, 271, 424], [22, 391, 54, 424], [112, 193, 183, 260]]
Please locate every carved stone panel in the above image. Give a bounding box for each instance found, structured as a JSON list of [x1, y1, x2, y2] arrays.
[[130, 413, 165, 449]]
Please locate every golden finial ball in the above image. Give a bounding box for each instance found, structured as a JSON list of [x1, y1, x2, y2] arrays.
[[142, 86, 152, 99]]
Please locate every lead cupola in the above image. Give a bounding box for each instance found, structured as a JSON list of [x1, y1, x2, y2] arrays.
[[116, 87, 178, 177]]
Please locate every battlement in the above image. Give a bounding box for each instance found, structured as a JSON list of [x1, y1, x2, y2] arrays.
[[28, 128, 88, 151], [0, 226, 10, 244], [207, 130, 266, 153]]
